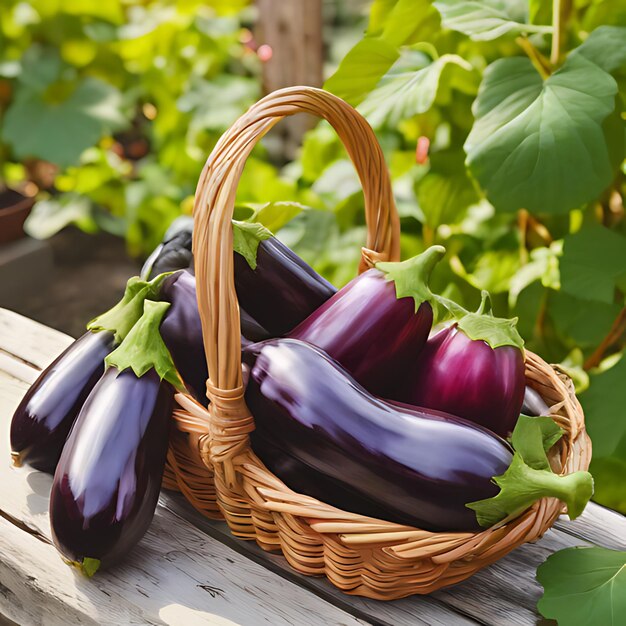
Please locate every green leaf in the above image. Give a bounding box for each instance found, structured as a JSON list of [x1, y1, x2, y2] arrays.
[[434, 0, 552, 41], [467, 414, 593, 527], [367, 0, 399, 35], [465, 55, 622, 214], [105, 300, 184, 391], [88, 273, 171, 344], [24, 194, 96, 239], [537, 547, 626, 626], [248, 201, 307, 234], [359, 51, 477, 127], [232, 220, 273, 270], [452, 250, 522, 293], [379, 0, 441, 47], [589, 455, 626, 514], [572, 26, 626, 76], [3, 78, 129, 167], [581, 354, 626, 459], [559, 225, 626, 304], [376, 246, 447, 317], [324, 37, 399, 106]]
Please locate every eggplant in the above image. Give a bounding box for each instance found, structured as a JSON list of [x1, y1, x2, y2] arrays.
[[522, 385, 550, 417], [233, 221, 337, 335], [402, 292, 525, 438], [158, 269, 270, 404], [290, 247, 444, 397], [141, 216, 194, 280], [9, 275, 167, 473], [244, 338, 512, 532], [49, 300, 181, 573]]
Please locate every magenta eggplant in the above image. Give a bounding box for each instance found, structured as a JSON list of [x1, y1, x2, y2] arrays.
[[289, 248, 444, 397], [49, 368, 173, 571], [234, 235, 337, 335], [403, 321, 525, 438], [244, 338, 513, 532], [10, 331, 114, 473]]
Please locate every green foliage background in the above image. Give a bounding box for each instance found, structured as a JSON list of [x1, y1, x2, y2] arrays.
[[1, 0, 625, 514]]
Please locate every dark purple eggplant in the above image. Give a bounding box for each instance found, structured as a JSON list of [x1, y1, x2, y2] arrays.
[[244, 338, 592, 532], [244, 338, 511, 532], [141, 216, 194, 280], [233, 221, 337, 335], [402, 292, 525, 438], [158, 269, 270, 404], [49, 300, 182, 574], [522, 385, 550, 417], [290, 247, 444, 397], [10, 275, 167, 473]]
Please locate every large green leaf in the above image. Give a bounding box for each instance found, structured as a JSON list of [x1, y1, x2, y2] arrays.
[[359, 51, 477, 127], [537, 547, 626, 626], [590, 455, 626, 513], [465, 55, 622, 214], [379, 0, 441, 47], [3, 78, 129, 167], [573, 26, 626, 75], [559, 225, 626, 304], [324, 37, 399, 106], [434, 0, 551, 41], [580, 354, 626, 459]]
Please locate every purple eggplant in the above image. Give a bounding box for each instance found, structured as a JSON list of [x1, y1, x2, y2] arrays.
[[402, 292, 525, 438], [49, 300, 182, 574], [158, 269, 269, 404], [244, 338, 512, 532], [10, 275, 167, 473], [289, 247, 445, 397], [245, 338, 592, 532], [522, 386, 550, 417], [233, 221, 337, 335], [141, 216, 194, 280]]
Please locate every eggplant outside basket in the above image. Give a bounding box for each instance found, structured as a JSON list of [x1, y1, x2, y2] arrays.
[[162, 86, 592, 600]]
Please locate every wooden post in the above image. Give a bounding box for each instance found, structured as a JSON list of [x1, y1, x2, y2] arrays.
[[255, 0, 324, 158]]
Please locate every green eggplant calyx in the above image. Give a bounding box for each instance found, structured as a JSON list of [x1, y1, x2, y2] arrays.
[[87, 272, 173, 344], [232, 220, 273, 270], [467, 415, 594, 528], [105, 300, 185, 392], [376, 245, 446, 321], [65, 557, 101, 577], [456, 290, 524, 350]]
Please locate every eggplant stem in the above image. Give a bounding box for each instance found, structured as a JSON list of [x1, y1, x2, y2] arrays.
[[10, 451, 23, 468]]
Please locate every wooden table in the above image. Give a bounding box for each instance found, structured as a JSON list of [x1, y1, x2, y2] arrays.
[[1, 308, 624, 626]]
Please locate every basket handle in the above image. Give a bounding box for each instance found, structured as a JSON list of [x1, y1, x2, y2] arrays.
[[192, 86, 400, 436]]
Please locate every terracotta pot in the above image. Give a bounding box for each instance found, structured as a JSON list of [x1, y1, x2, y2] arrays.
[[0, 190, 35, 244]]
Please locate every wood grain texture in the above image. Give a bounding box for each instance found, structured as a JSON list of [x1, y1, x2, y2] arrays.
[[1, 308, 625, 626]]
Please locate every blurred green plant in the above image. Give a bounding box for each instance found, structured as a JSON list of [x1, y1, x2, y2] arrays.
[[315, 0, 626, 514], [0, 0, 266, 255]]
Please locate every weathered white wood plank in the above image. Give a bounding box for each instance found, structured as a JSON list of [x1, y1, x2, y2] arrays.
[[2, 307, 625, 626]]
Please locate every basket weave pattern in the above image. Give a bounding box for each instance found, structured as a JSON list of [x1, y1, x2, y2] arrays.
[[164, 86, 591, 599]]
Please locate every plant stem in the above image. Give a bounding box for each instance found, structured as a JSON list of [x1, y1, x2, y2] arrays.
[[516, 37, 551, 80], [551, 0, 562, 65], [584, 306, 626, 370]]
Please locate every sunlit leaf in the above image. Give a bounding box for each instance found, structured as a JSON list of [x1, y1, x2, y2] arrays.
[[465, 55, 622, 214], [25, 194, 97, 239], [572, 25, 626, 75], [359, 51, 477, 127], [434, 0, 552, 41]]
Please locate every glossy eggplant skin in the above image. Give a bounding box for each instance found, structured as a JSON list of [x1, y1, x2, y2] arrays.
[[158, 270, 269, 403], [290, 269, 433, 398], [244, 339, 512, 532], [50, 368, 173, 568], [522, 385, 550, 417], [234, 237, 336, 335], [403, 324, 525, 438], [10, 330, 114, 473]]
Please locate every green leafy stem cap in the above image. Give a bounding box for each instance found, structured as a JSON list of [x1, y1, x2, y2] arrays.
[[87, 272, 172, 344], [105, 300, 185, 391], [447, 290, 525, 351], [232, 219, 273, 270], [467, 415, 594, 528], [375, 245, 447, 321]]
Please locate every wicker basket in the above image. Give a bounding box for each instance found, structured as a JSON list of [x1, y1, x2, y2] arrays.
[[164, 86, 592, 599]]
